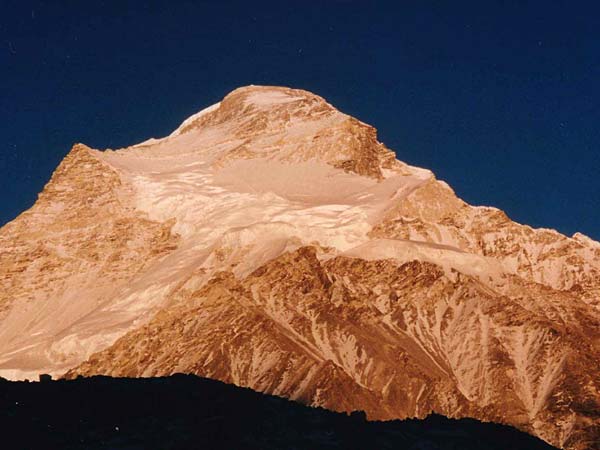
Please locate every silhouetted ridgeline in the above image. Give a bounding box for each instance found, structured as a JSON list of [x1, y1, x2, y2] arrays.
[[0, 374, 557, 449]]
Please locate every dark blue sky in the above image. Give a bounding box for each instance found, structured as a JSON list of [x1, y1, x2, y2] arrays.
[[2, 1, 599, 239]]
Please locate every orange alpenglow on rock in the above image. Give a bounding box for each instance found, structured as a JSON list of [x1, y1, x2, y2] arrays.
[[0, 86, 598, 449]]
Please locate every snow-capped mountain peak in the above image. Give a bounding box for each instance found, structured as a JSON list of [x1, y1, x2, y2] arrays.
[[1, 86, 598, 449]]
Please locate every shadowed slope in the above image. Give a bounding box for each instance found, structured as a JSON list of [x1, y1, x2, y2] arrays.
[[0, 374, 558, 450]]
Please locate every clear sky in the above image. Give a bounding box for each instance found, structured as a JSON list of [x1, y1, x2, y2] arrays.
[[2, 1, 599, 239]]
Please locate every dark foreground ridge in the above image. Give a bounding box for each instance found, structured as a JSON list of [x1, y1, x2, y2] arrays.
[[0, 374, 557, 450]]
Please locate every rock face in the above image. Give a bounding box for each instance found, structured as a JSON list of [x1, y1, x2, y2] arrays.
[[1, 86, 598, 449]]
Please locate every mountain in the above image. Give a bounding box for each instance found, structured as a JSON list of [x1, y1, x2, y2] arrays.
[[0, 374, 557, 449], [1, 86, 598, 449]]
